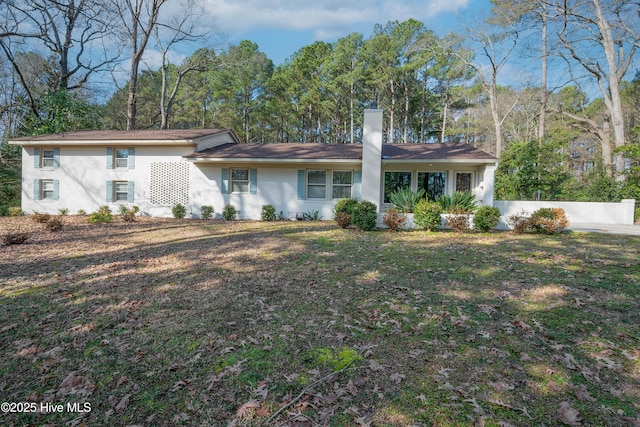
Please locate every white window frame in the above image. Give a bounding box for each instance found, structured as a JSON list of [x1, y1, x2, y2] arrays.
[[331, 170, 353, 199], [41, 179, 55, 200], [114, 149, 129, 169], [230, 168, 250, 193], [307, 170, 327, 199], [114, 181, 129, 202], [455, 171, 475, 193], [41, 149, 55, 168]]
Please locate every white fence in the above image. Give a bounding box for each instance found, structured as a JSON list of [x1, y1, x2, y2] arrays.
[[494, 199, 636, 226]]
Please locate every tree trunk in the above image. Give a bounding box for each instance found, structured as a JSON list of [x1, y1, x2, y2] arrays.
[[538, 4, 547, 141]]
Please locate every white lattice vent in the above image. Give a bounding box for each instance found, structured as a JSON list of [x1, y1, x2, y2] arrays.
[[150, 162, 190, 205]]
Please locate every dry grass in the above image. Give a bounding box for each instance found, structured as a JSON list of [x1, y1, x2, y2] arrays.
[[1, 216, 639, 426]]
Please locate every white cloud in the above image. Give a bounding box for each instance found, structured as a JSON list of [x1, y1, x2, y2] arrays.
[[204, 0, 473, 37]]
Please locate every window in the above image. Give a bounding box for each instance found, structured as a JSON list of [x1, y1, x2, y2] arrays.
[[332, 171, 352, 199], [107, 180, 134, 203], [115, 149, 129, 168], [384, 171, 411, 203], [455, 172, 473, 192], [33, 179, 59, 200], [34, 148, 59, 169], [114, 181, 129, 202], [107, 147, 134, 169], [418, 172, 446, 201], [307, 170, 327, 199], [231, 168, 250, 193]]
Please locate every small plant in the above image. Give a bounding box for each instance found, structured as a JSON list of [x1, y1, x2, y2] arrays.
[[507, 210, 534, 233], [2, 231, 30, 245], [437, 191, 477, 214], [76, 209, 87, 216], [303, 210, 322, 221], [473, 206, 502, 232], [89, 205, 113, 223], [261, 204, 277, 221], [383, 208, 406, 232], [352, 201, 377, 231], [172, 203, 187, 219], [389, 187, 425, 213], [444, 210, 470, 233], [45, 217, 64, 232], [8, 207, 23, 217], [334, 212, 352, 229], [413, 199, 442, 231], [32, 212, 51, 224], [201, 205, 214, 220], [222, 204, 237, 220], [530, 207, 569, 234], [58, 208, 69, 216], [119, 204, 140, 222]]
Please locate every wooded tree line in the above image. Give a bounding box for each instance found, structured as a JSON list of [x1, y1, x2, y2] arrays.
[[0, 0, 639, 213]]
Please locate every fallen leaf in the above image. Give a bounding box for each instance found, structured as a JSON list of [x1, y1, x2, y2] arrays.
[[115, 394, 130, 412], [557, 401, 581, 426], [236, 400, 259, 419]]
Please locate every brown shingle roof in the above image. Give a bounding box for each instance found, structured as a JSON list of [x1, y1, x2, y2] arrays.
[[10, 129, 230, 142], [186, 142, 497, 161]]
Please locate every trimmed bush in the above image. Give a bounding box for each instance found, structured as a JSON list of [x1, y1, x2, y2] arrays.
[[507, 210, 533, 233], [172, 203, 187, 219], [334, 212, 352, 229], [222, 204, 237, 220], [352, 201, 377, 231], [119, 204, 140, 222], [58, 208, 69, 216], [383, 208, 405, 232], [473, 206, 502, 232], [201, 205, 214, 220], [413, 199, 442, 231], [444, 210, 470, 233], [334, 198, 359, 215], [89, 205, 112, 223], [389, 187, 425, 213], [2, 231, 30, 245], [531, 207, 569, 234], [260, 204, 277, 221], [32, 212, 51, 224]]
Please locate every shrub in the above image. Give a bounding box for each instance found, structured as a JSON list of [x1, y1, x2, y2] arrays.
[[352, 201, 377, 231], [530, 207, 569, 234], [119, 204, 140, 222], [437, 191, 477, 213], [334, 212, 352, 229], [222, 204, 237, 220], [507, 210, 534, 233], [413, 199, 442, 231], [383, 208, 405, 232], [77, 209, 87, 216], [389, 187, 425, 213], [473, 206, 502, 232], [2, 231, 30, 245], [32, 212, 51, 224], [261, 204, 276, 221], [89, 205, 113, 223], [8, 207, 22, 217], [58, 208, 69, 216], [444, 210, 470, 233], [201, 205, 214, 220], [303, 210, 322, 221], [45, 217, 64, 232], [172, 203, 187, 219], [334, 198, 359, 216]]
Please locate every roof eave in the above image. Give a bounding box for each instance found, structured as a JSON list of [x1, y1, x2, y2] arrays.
[[9, 139, 198, 146], [184, 157, 362, 164]]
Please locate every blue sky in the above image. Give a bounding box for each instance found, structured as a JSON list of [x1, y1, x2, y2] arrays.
[[202, 0, 492, 65]]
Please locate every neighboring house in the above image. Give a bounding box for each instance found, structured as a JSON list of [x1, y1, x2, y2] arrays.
[[10, 110, 498, 219]]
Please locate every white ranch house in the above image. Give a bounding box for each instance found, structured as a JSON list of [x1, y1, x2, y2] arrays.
[[10, 110, 498, 219]]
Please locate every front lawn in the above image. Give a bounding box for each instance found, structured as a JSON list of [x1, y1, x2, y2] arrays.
[[1, 217, 638, 426]]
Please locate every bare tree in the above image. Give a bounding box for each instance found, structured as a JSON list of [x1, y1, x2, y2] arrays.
[[110, 0, 167, 130], [0, 0, 118, 115], [549, 0, 639, 179]]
